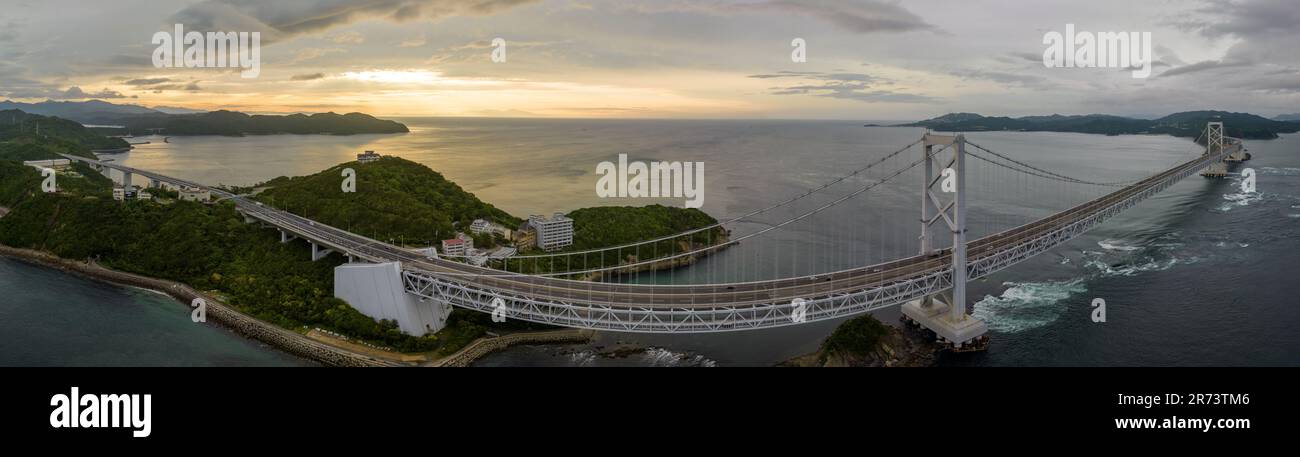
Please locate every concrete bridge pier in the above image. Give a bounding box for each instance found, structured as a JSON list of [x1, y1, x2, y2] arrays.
[[1201, 161, 1229, 178], [311, 242, 333, 261], [902, 292, 988, 351], [334, 262, 450, 336], [279, 230, 296, 244], [121, 171, 133, 191]]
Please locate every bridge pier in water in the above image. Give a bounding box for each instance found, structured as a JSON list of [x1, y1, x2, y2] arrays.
[[1200, 122, 1249, 177], [902, 133, 989, 351]]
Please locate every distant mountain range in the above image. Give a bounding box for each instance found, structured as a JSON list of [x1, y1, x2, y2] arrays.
[[0, 100, 161, 124], [897, 111, 1300, 140], [0, 99, 409, 136], [1274, 113, 1300, 122]]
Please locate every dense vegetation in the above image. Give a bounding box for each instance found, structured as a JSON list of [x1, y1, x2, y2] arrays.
[[113, 110, 409, 136], [817, 314, 891, 365], [253, 157, 519, 247], [899, 110, 1300, 140], [0, 109, 129, 154], [0, 113, 523, 355], [501, 204, 728, 277]]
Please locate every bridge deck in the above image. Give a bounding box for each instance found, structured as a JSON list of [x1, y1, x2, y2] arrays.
[[62, 141, 1238, 332]]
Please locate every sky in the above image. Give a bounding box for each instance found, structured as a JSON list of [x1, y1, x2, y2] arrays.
[[0, 0, 1297, 119]]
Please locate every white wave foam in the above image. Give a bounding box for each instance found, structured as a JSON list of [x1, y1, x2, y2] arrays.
[[1084, 256, 1191, 277], [1217, 191, 1263, 212], [973, 279, 1087, 333], [639, 347, 716, 367], [1259, 167, 1300, 176], [567, 350, 596, 366], [1098, 239, 1141, 251]]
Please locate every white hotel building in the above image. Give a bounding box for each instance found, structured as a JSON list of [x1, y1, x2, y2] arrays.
[[529, 213, 574, 251]]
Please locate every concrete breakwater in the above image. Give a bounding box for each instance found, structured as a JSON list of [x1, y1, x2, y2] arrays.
[[0, 245, 400, 367], [431, 329, 594, 367]]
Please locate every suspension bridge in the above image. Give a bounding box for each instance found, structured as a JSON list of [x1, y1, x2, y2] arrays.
[[62, 122, 1246, 350]]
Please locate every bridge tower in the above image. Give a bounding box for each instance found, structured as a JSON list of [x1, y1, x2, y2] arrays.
[[1201, 122, 1229, 178], [902, 133, 988, 351]]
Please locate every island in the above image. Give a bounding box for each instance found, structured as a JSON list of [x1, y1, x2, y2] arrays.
[[778, 314, 939, 367], [895, 110, 1300, 140], [0, 100, 409, 136]]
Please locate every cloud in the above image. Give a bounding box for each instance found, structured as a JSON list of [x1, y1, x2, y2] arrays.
[[621, 0, 932, 34], [1159, 59, 1250, 77], [748, 71, 879, 83], [752, 70, 934, 103], [170, 0, 543, 44], [949, 69, 1051, 89], [147, 81, 203, 92], [289, 47, 348, 64], [329, 31, 365, 44], [1173, 0, 1300, 39], [125, 78, 172, 86], [290, 72, 326, 81], [425, 38, 559, 64], [399, 33, 428, 47], [55, 86, 130, 99], [739, 0, 932, 34]]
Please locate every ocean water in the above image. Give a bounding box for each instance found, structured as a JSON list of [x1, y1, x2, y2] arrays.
[[0, 257, 310, 366], [8, 118, 1299, 366]]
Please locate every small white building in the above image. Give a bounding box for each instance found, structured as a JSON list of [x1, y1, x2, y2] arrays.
[[468, 218, 514, 239], [137, 191, 153, 201], [178, 187, 210, 202], [529, 213, 574, 251], [441, 237, 471, 257], [469, 219, 492, 234], [357, 150, 381, 164]]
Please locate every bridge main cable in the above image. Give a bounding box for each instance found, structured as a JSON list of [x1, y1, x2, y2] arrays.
[[962, 140, 1137, 187], [454, 137, 928, 261], [440, 147, 936, 278]]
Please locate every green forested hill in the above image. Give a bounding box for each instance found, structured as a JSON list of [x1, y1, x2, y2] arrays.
[[254, 156, 520, 246], [568, 204, 725, 251], [114, 110, 409, 136], [0, 110, 129, 159], [0, 128, 517, 354]]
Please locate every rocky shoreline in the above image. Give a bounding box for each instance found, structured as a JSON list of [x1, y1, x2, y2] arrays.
[[430, 329, 594, 367]]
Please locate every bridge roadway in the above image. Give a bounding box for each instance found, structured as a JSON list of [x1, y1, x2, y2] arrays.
[[63, 143, 1234, 313]]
